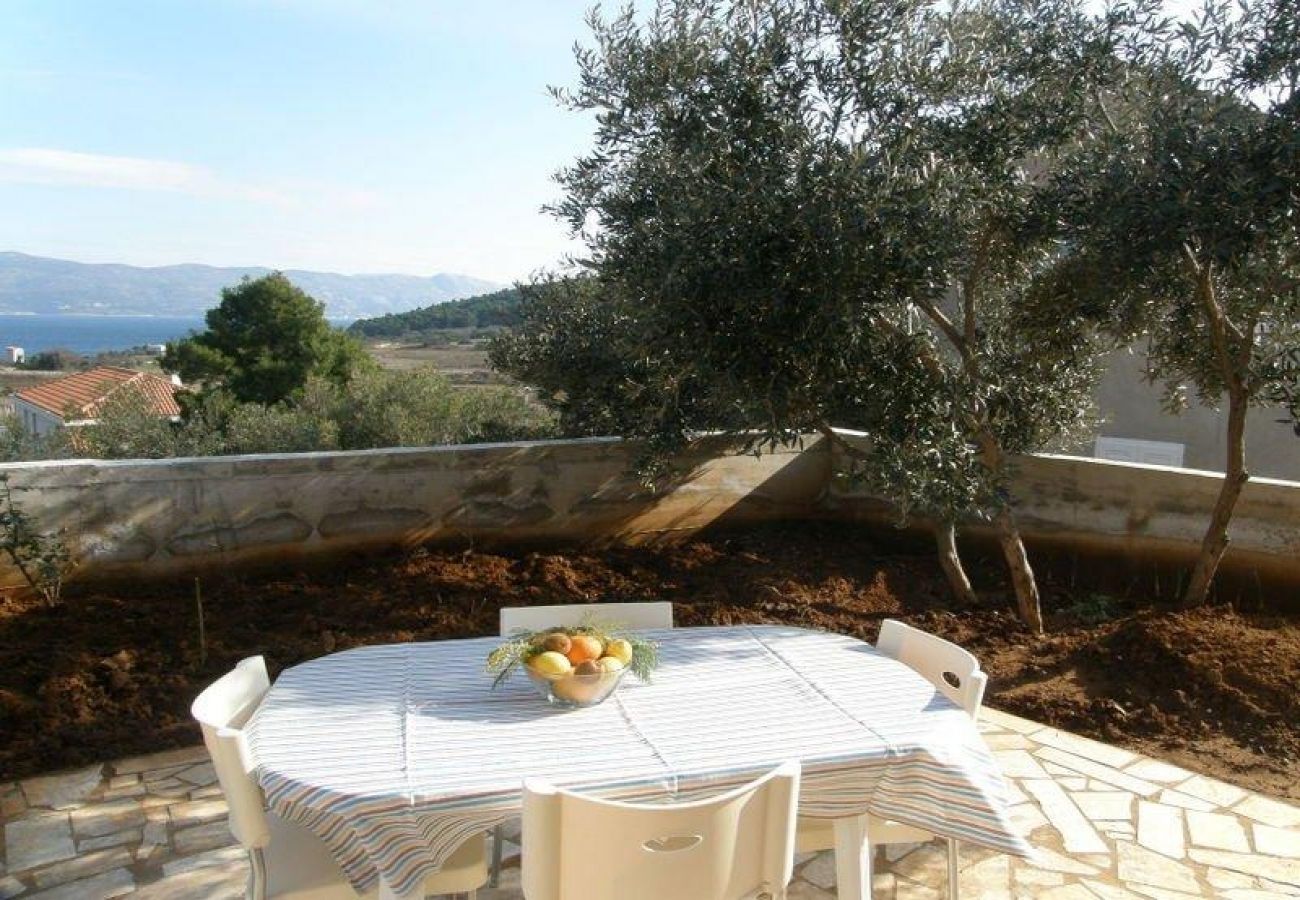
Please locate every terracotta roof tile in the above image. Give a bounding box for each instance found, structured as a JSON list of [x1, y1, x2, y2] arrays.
[[14, 366, 182, 421]]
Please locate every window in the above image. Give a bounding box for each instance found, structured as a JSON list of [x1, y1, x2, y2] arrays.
[[1094, 436, 1185, 467]]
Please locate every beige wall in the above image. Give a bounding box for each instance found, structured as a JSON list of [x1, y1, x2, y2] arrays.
[[0, 435, 829, 588], [1088, 348, 1300, 481], [826, 437, 1300, 588], [0, 433, 1297, 591]]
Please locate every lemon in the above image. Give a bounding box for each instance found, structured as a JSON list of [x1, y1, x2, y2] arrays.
[[528, 650, 573, 677], [605, 638, 634, 666]]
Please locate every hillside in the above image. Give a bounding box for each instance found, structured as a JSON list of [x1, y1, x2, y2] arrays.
[[0, 252, 501, 319], [348, 286, 522, 338]]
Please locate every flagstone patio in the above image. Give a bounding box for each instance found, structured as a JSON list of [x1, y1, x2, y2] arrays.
[[1, 708, 1297, 899]]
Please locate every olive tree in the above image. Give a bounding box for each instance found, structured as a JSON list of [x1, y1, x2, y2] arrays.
[[496, 0, 1122, 631], [1046, 0, 1299, 607]]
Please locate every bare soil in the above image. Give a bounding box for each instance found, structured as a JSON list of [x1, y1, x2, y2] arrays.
[[366, 343, 503, 383], [1, 521, 1296, 801]]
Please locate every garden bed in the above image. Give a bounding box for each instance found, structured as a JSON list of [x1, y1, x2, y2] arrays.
[[1, 521, 1296, 801]]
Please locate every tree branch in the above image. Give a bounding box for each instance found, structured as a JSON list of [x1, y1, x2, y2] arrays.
[[913, 296, 967, 355], [1182, 243, 1246, 397]]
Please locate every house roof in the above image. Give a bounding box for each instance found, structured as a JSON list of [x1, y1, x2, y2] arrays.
[[14, 366, 182, 421]]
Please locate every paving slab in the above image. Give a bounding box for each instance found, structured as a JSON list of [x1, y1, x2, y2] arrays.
[[1175, 775, 1248, 810], [1115, 840, 1202, 894], [16, 769, 102, 812], [1185, 809, 1250, 853], [1232, 795, 1300, 830], [1023, 779, 1109, 854], [3, 815, 75, 872], [112, 748, 208, 777], [1253, 824, 1300, 859], [1136, 801, 1185, 859], [26, 868, 133, 899]]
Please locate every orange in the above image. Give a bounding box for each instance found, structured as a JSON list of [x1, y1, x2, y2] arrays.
[[566, 634, 604, 665]]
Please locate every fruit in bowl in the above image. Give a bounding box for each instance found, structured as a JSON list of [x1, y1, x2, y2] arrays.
[[486, 620, 659, 708]]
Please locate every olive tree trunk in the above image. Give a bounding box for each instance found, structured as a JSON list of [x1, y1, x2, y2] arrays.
[[1181, 386, 1250, 607], [974, 430, 1046, 634], [933, 520, 978, 606], [992, 506, 1044, 634]]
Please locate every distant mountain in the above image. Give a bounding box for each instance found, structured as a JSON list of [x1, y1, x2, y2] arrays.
[[0, 252, 502, 319], [348, 287, 523, 338]]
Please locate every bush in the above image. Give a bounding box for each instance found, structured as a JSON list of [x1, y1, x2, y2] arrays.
[[220, 402, 340, 455], [0, 368, 555, 462], [306, 369, 555, 450]]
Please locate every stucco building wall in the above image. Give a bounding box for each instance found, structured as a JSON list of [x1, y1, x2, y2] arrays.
[[1087, 348, 1299, 480]]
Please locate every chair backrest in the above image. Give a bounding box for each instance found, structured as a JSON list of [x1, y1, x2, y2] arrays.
[[877, 619, 987, 717], [522, 762, 800, 900], [190, 656, 273, 849], [500, 601, 673, 636]]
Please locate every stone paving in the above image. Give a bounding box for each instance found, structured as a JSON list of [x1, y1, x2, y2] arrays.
[[2, 708, 1298, 898]]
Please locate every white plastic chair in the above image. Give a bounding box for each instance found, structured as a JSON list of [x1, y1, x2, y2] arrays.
[[522, 762, 801, 900], [192, 656, 488, 900], [794, 620, 987, 900], [499, 601, 673, 635], [490, 601, 674, 884]]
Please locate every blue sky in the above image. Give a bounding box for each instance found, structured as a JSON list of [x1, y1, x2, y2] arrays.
[[0, 1, 601, 283]]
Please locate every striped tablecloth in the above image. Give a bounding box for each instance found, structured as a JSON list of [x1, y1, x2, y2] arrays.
[[247, 625, 1029, 895]]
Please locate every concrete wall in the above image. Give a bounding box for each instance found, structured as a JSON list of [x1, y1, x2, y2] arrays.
[[0, 435, 830, 587], [1086, 347, 1300, 481], [1, 432, 1298, 591], [825, 439, 1300, 587]]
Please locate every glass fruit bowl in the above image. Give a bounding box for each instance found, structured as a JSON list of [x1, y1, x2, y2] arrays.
[[487, 625, 656, 708], [525, 662, 628, 707]]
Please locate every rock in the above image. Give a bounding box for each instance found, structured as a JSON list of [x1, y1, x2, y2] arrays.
[[4, 813, 76, 871], [79, 829, 142, 852], [1115, 839, 1201, 894], [114, 746, 208, 776], [160, 844, 247, 877], [168, 798, 228, 829], [131, 863, 248, 899], [70, 799, 146, 838], [31, 847, 134, 890], [19, 766, 103, 810], [26, 868, 133, 899], [173, 820, 236, 855]]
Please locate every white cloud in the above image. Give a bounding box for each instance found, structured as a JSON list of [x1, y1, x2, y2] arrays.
[[0, 147, 389, 212], [0, 147, 242, 193]]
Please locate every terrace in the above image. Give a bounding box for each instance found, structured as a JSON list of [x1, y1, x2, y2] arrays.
[[4, 710, 1298, 898], [1, 434, 1298, 898]]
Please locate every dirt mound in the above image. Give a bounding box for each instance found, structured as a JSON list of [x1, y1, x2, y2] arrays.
[[1, 521, 1296, 799]]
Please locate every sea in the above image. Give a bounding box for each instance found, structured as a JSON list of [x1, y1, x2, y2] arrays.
[[0, 314, 353, 356]]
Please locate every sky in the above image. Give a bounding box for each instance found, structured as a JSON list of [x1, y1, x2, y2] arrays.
[[0, 1, 603, 284]]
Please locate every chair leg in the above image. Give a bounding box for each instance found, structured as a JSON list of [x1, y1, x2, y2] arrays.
[[946, 838, 960, 900], [489, 824, 504, 887]]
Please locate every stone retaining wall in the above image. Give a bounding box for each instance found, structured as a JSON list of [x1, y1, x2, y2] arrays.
[[1, 433, 1297, 589], [0, 435, 829, 587], [825, 434, 1300, 587]]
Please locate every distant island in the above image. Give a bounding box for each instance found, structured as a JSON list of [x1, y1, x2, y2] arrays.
[[348, 286, 523, 339], [0, 252, 502, 320]]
